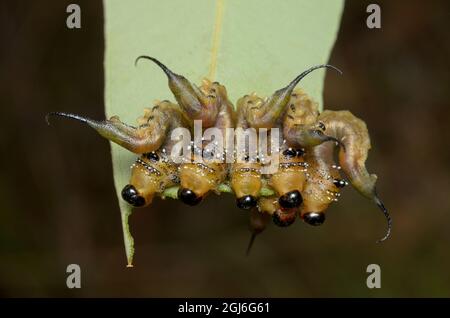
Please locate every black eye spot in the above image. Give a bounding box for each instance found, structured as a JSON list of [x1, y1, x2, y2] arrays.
[[144, 152, 159, 161], [318, 122, 326, 131], [278, 190, 303, 209], [290, 104, 296, 112], [272, 210, 296, 227], [121, 184, 145, 207], [178, 188, 202, 206], [302, 212, 325, 226], [282, 148, 297, 158], [333, 178, 347, 188], [314, 129, 324, 136], [202, 148, 215, 160], [236, 195, 257, 210], [295, 148, 305, 157]]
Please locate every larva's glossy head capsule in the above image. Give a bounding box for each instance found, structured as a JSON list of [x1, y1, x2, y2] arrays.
[[177, 188, 202, 206], [302, 212, 326, 226], [278, 190, 303, 209], [236, 195, 258, 210], [121, 184, 146, 207]]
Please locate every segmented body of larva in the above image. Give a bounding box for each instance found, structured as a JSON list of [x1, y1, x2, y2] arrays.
[[46, 56, 391, 254]]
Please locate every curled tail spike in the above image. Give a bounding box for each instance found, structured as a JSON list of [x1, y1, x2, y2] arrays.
[[374, 190, 392, 243]]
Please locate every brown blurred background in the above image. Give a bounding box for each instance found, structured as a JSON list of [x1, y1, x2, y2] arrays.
[[1, 0, 449, 297]]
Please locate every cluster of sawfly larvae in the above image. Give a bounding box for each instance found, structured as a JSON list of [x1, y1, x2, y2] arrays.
[[47, 56, 391, 253]]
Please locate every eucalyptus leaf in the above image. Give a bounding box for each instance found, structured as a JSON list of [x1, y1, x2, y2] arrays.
[[104, 0, 344, 266]]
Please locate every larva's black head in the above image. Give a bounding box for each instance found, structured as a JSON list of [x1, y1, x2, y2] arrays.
[[272, 210, 296, 227], [121, 184, 146, 207], [282, 148, 297, 158], [178, 188, 202, 206], [236, 195, 258, 210], [302, 212, 326, 226], [278, 190, 303, 209]]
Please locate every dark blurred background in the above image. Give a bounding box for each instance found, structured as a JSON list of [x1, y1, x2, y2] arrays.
[[1, 0, 449, 297]]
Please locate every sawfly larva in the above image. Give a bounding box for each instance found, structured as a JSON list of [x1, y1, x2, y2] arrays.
[[46, 56, 391, 259]]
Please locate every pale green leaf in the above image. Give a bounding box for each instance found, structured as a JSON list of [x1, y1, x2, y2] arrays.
[[104, 0, 344, 266]]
